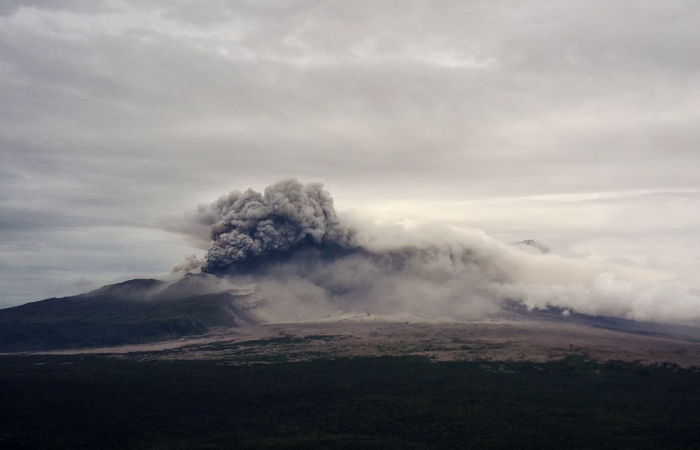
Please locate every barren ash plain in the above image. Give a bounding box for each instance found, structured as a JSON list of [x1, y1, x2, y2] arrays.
[[35, 317, 700, 368], [5, 273, 700, 367]]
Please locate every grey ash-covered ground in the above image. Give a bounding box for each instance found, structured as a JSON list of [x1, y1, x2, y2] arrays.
[[43, 319, 700, 368]]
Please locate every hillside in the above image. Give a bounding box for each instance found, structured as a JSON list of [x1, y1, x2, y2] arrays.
[[0, 275, 256, 351]]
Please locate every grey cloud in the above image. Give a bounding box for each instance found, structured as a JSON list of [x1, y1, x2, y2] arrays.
[[4, 1, 698, 196], [0, 0, 125, 17], [199, 179, 357, 273], [173, 180, 700, 325], [2, 1, 700, 308], [0, 205, 90, 232]]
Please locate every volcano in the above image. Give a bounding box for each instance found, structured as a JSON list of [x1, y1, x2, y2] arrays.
[[3, 180, 700, 360], [0, 274, 259, 351], [2, 273, 700, 359]]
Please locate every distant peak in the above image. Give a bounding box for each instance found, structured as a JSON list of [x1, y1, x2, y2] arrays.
[[515, 240, 550, 254], [87, 278, 165, 294]]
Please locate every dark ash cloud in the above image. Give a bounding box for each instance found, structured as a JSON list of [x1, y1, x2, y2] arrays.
[[197, 179, 358, 273], [177, 180, 700, 325]]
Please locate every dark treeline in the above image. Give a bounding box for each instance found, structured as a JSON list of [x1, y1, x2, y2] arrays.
[[1, 355, 699, 449]]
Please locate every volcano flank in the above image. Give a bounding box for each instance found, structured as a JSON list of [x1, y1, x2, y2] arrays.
[[2, 180, 700, 365]]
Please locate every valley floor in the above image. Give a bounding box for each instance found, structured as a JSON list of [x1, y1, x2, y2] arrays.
[[32, 318, 700, 367]]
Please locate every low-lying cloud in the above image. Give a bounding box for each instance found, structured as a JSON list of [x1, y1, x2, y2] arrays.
[[176, 179, 700, 326]]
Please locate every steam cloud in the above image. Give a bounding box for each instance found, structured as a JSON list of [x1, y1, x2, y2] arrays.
[[180, 179, 700, 326]]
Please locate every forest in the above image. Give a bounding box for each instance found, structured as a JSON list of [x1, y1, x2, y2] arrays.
[[2, 354, 699, 449]]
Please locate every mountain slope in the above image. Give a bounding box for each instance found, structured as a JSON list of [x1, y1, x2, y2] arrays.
[[0, 276, 256, 351], [4, 274, 700, 353]]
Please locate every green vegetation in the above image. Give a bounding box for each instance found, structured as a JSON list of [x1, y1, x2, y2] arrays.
[[1, 355, 699, 449]]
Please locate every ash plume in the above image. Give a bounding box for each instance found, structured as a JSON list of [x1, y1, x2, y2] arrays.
[[198, 179, 358, 273], [177, 179, 700, 326], [172, 254, 204, 274]]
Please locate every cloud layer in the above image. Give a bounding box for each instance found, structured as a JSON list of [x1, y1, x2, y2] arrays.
[[2, 1, 700, 306], [175, 180, 700, 326]]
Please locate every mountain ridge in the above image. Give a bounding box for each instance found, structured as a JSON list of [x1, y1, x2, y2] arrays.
[[0, 275, 256, 351], [3, 274, 700, 352]]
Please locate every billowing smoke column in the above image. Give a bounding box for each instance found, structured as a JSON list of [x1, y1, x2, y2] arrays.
[[186, 179, 512, 320], [180, 179, 700, 326], [200, 180, 358, 273]]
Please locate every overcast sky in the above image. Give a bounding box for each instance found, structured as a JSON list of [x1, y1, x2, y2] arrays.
[[2, 0, 700, 307]]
